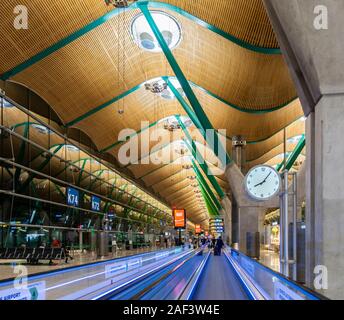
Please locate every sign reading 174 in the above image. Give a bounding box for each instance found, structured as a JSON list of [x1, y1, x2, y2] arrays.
[[67, 187, 79, 207]]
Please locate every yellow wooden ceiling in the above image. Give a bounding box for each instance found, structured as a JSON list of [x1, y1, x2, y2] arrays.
[[0, 0, 304, 226]]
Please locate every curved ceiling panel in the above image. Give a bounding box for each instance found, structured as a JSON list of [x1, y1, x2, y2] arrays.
[[7, 7, 295, 124], [154, 0, 279, 49]]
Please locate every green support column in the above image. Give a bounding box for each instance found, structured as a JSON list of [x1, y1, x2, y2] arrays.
[[276, 135, 306, 172], [176, 115, 226, 199], [198, 180, 218, 217], [19, 144, 63, 192], [138, 3, 231, 168], [191, 160, 222, 211]]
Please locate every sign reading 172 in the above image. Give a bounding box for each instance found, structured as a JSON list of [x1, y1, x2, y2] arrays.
[[91, 196, 101, 212]]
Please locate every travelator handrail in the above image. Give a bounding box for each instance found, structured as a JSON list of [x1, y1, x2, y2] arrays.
[[227, 248, 328, 300], [0, 246, 186, 287], [94, 247, 200, 300]]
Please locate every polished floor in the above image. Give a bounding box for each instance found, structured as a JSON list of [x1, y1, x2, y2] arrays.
[[259, 249, 280, 272]]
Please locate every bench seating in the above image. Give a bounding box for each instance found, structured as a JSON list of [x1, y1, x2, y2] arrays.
[[0, 247, 66, 264]]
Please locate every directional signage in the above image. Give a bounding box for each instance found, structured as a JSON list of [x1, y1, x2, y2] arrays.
[[91, 195, 101, 212], [209, 218, 224, 233], [173, 209, 186, 229], [66, 187, 79, 207]]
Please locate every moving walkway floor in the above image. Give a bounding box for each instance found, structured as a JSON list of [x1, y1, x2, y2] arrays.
[[104, 249, 250, 301], [192, 253, 249, 300]]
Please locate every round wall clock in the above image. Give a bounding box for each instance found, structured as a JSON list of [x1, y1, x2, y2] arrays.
[[244, 165, 281, 201]]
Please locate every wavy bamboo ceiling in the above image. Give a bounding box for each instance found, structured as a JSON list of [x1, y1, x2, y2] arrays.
[[0, 0, 304, 226]]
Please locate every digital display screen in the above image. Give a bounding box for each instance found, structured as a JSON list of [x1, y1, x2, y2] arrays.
[[66, 187, 79, 207], [173, 209, 186, 229], [195, 224, 201, 234]]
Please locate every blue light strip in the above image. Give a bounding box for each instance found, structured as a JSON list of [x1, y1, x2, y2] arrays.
[[186, 250, 211, 300], [223, 250, 257, 300], [92, 250, 193, 300], [0, 247, 181, 287]]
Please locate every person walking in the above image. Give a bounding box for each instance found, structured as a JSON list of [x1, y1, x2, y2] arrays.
[[214, 236, 224, 256]]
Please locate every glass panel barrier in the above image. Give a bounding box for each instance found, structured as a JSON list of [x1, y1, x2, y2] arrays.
[[0, 246, 191, 300], [228, 248, 326, 300]]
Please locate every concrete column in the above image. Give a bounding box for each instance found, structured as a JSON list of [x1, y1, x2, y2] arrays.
[[305, 95, 344, 299], [79, 230, 83, 253], [238, 206, 265, 256], [221, 196, 232, 245]]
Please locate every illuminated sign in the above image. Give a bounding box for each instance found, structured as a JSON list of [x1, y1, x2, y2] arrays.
[[173, 209, 186, 229], [91, 195, 101, 212], [67, 187, 79, 207], [195, 224, 201, 234]]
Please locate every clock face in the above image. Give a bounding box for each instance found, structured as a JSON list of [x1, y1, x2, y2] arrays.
[[244, 165, 281, 201]]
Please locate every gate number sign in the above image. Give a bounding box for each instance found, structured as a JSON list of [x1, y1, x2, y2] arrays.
[[67, 187, 79, 207]]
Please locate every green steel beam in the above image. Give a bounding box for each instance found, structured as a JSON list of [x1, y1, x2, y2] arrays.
[[66, 83, 144, 127], [176, 114, 226, 199], [277, 135, 306, 172], [124, 141, 171, 169], [53, 183, 66, 199], [77, 159, 87, 186], [139, 4, 231, 167], [19, 144, 63, 192], [191, 160, 222, 211], [101, 119, 159, 153], [0, 1, 280, 81], [196, 176, 219, 215], [198, 180, 218, 217]]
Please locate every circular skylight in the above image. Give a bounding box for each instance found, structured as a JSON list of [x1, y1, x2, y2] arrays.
[[1, 98, 14, 108], [287, 135, 303, 144], [131, 11, 182, 53], [65, 145, 79, 152], [31, 124, 54, 135]]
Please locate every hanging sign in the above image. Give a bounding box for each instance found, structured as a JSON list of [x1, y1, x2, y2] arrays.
[[173, 209, 186, 229]]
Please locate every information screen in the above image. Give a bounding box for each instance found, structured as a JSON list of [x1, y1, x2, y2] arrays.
[[195, 224, 201, 234], [173, 209, 186, 229], [66, 187, 79, 207], [91, 195, 101, 212]]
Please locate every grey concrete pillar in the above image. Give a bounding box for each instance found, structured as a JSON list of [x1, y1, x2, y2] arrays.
[[221, 196, 232, 245], [305, 96, 344, 299], [238, 206, 265, 256]]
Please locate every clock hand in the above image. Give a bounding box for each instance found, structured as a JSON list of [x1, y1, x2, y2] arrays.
[[262, 172, 272, 183], [254, 172, 272, 188]]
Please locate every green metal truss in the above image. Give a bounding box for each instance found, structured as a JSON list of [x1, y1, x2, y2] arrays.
[[139, 4, 231, 168], [276, 134, 306, 172]]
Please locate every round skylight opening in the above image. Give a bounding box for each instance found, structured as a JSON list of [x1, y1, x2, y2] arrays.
[[287, 135, 303, 144], [131, 11, 182, 53], [65, 145, 79, 152], [31, 124, 54, 135]]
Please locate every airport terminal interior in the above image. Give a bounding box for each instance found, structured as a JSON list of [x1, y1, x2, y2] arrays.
[[0, 0, 342, 301]]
